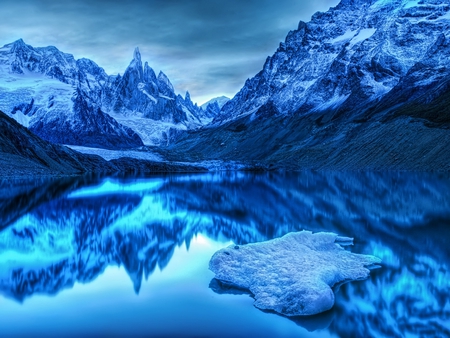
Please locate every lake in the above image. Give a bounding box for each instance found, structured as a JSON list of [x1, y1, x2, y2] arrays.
[[0, 171, 449, 338]]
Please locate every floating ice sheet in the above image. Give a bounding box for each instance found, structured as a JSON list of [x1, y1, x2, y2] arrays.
[[209, 231, 381, 316]]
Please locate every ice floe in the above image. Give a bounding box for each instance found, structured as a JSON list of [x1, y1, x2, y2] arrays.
[[209, 231, 381, 316]]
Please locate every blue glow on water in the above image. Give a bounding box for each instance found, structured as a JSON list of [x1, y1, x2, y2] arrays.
[[67, 178, 164, 198], [0, 171, 449, 337]]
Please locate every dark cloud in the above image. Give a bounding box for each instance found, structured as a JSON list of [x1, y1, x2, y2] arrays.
[[0, 0, 339, 104]]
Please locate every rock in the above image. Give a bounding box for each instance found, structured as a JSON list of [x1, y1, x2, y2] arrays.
[[209, 231, 381, 316]]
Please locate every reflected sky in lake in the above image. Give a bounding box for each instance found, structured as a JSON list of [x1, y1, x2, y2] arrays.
[[0, 171, 449, 337]]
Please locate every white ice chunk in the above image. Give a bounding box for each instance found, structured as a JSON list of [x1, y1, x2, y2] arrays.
[[209, 231, 381, 316]]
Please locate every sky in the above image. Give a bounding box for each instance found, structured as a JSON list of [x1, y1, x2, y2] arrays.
[[0, 0, 340, 105]]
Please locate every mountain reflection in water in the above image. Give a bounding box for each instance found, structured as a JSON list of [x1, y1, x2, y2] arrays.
[[0, 171, 449, 338]]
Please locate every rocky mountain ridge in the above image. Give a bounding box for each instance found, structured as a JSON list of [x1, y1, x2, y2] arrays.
[[217, 0, 450, 121], [168, 0, 450, 170]]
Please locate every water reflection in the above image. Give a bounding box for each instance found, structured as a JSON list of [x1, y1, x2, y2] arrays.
[[0, 171, 449, 337]]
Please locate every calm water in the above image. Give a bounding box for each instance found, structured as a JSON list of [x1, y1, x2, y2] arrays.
[[0, 171, 449, 338]]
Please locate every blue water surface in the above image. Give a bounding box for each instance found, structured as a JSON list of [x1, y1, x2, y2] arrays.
[[0, 171, 449, 338]]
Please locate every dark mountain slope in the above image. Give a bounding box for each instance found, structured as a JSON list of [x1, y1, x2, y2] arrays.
[[0, 110, 207, 177], [167, 98, 450, 170], [0, 109, 111, 176]]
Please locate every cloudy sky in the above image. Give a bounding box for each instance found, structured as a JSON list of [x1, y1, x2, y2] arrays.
[[1, 0, 339, 105]]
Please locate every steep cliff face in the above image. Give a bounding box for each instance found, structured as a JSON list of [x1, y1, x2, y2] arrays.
[[169, 0, 450, 170], [0, 109, 112, 176]]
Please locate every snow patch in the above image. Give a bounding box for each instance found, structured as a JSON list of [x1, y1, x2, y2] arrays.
[[10, 110, 31, 127], [142, 90, 157, 103], [314, 94, 350, 112], [105, 111, 187, 146], [328, 30, 356, 44], [66, 145, 163, 161], [350, 28, 377, 45], [158, 94, 174, 101]]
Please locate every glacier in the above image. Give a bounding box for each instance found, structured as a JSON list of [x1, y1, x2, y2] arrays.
[[209, 231, 381, 316]]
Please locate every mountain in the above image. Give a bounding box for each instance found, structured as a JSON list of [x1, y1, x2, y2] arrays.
[[0, 39, 144, 150], [93, 47, 208, 145], [0, 40, 206, 149], [200, 96, 230, 111], [168, 0, 450, 170], [217, 0, 450, 122]]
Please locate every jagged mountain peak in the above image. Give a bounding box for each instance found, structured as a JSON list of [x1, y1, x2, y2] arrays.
[[103, 47, 208, 141], [126, 48, 143, 79], [13, 38, 25, 44], [10, 38, 27, 48], [143, 61, 157, 82], [133, 46, 141, 61], [157, 71, 172, 86], [2, 38, 33, 51]]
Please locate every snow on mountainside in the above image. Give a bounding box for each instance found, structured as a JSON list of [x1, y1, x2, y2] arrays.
[[216, 0, 450, 122], [168, 0, 450, 170], [0, 40, 206, 148], [0, 39, 143, 149]]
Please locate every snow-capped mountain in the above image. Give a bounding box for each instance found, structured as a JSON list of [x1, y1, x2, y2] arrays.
[[102, 47, 209, 145], [200, 96, 230, 111], [169, 0, 450, 170], [218, 0, 450, 121], [0, 40, 208, 148], [0, 39, 143, 149]]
